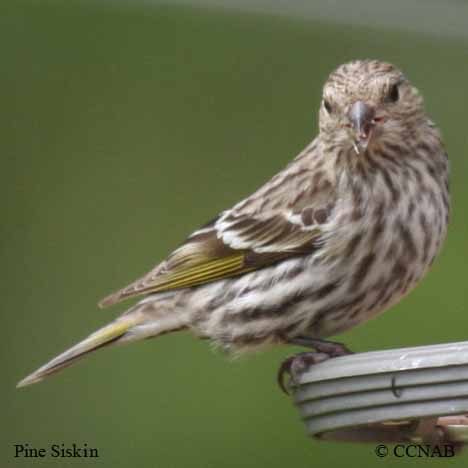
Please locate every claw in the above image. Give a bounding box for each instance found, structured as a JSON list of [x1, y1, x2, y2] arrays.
[[277, 356, 296, 395], [277, 338, 355, 394], [277, 352, 330, 395]]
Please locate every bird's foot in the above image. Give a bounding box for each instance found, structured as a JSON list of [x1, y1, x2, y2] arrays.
[[277, 338, 354, 394], [277, 352, 330, 394]]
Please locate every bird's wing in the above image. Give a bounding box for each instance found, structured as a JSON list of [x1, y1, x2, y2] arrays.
[[99, 141, 334, 308]]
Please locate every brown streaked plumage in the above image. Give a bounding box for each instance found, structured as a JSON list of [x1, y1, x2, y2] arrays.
[[17, 60, 449, 390]]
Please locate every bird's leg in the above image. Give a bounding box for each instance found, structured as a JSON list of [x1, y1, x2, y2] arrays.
[[277, 337, 354, 394], [289, 337, 353, 356]]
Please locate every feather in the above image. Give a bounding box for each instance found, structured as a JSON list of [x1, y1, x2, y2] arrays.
[[99, 143, 333, 308]]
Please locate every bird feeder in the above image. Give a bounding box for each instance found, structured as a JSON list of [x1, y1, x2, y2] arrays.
[[290, 341, 468, 447]]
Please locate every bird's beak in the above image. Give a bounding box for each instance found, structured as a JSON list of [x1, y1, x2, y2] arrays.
[[348, 100, 375, 154]]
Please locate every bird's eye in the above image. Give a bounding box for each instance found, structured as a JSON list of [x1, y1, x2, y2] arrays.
[[323, 99, 333, 114], [386, 83, 400, 103]]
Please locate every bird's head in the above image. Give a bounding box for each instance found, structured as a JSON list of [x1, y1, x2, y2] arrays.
[[319, 60, 425, 155]]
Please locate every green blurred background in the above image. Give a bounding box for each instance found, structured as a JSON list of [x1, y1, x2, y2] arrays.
[[2, 1, 468, 466]]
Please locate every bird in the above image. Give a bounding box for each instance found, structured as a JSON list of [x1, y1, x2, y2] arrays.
[[17, 60, 450, 392]]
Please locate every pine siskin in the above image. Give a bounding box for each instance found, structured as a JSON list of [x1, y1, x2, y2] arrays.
[[17, 60, 450, 390]]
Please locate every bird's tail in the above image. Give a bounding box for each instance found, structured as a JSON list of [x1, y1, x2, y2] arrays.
[[17, 304, 185, 388]]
